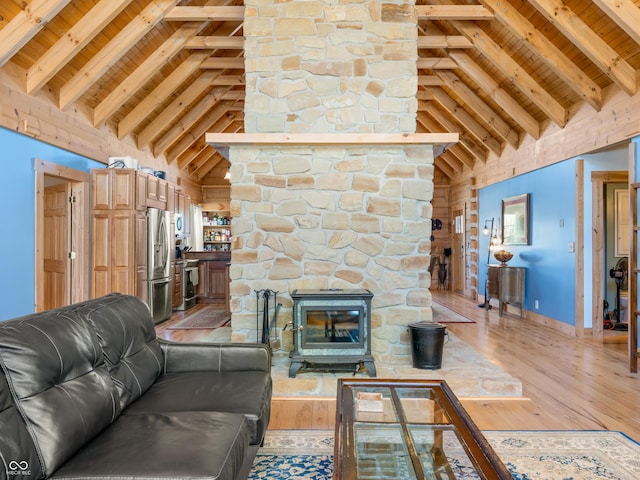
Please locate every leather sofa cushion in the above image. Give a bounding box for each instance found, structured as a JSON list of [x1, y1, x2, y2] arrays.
[[49, 411, 251, 480], [0, 369, 45, 480], [81, 293, 163, 410], [0, 305, 120, 477], [124, 371, 272, 445], [160, 340, 272, 374]]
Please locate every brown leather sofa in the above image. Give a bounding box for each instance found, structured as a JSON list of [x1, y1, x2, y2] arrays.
[[0, 293, 272, 480]]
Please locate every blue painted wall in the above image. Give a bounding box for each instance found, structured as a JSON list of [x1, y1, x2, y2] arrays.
[[479, 160, 577, 325], [0, 127, 102, 321]]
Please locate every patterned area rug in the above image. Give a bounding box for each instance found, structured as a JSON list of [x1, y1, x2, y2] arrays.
[[432, 301, 476, 323], [249, 429, 640, 480], [166, 308, 230, 330]]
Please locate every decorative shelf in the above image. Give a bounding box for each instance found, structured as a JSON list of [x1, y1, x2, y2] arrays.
[[206, 133, 459, 159]]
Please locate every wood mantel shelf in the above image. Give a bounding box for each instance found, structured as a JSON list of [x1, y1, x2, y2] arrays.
[[206, 132, 459, 158]]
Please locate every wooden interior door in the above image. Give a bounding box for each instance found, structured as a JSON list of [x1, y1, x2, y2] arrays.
[[452, 206, 466, 294], [36, 159, 89, 312], [43, 183, 71, 309]]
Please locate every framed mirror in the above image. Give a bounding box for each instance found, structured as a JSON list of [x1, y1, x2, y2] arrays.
[[502, 194, 530, 245]]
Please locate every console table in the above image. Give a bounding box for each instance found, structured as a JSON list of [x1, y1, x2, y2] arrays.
[[487, 265, 526, 318], [334, 379, 512, 480]]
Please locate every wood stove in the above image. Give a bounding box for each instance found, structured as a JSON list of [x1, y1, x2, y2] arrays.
[[289, 288, 376, 377]]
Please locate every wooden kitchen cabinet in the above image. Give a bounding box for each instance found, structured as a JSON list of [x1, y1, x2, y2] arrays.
[[93, 168, 176, 212], [91, 210, 141, 299], [207, 261, 228, 304], [146, 174, 168, 209], [91, 168, 137, 210], [173, 262, 183, 309], [195, 260, 229, 307], [91, 168, 189, 301]]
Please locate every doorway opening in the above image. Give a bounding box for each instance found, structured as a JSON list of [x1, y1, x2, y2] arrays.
[[591, 170, 628, 343], [35, 159, 89, 312]]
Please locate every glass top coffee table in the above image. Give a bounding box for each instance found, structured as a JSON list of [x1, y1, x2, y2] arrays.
[[334, 379, 512, 479]]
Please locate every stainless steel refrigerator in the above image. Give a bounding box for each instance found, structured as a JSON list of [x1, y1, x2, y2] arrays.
[[146, 207, 172, 324]]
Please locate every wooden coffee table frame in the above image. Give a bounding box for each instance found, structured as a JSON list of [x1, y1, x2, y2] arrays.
[[334, 378, 512, 480]]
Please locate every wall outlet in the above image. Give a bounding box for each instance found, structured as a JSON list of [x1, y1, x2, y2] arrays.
[[534, 300, 539, 310]]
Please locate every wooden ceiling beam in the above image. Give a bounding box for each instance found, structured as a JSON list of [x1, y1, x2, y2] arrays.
[[188, 150, 220, 179], [200, 57, 245, 69], [137, 71, 222, 149], [158, 92, 236, 159], [93, 23, 205, 126], [178, 114, 241, 172], [211, 75, 245, 86], [439, 151, 465, 174], [435, 161, 455, 179], [185, 145, 220, 175], [186, 36, 244, 49], [437, 71, 519, 148], [26, 0, 132, 95], [420, 101, 488, 163], [452, 19, 567, 128], [449, 52, 540, 139], [416, 89, 434, 101], [448, 144, 476, 170], [58, 0, 178, 110], [196, 122, 243, 179], [0, 0, 71, 69], [427, 87, 502, 156], [416, 58, 457, 70], [118, 53, 209, 140], [153, 87, 235, 157], [220, 90, 245, 100], [415, 5, 493, 20], [172, 107, 241, 166], [417, 111, 475, 170], [529, 0, 636, 96], [593, 0, 640, 47], [196, 154, 228, 180], [163, 6, 244, 22], [417, 35, 472, 49], [482, 0, 602, 111], [418, 75, 443, 87]]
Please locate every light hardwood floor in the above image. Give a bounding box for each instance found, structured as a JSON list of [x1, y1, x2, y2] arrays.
[[157, 292, 640, 439]]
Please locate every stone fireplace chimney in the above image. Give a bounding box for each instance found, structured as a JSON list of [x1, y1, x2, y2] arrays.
[[207, 0, 457, 365]]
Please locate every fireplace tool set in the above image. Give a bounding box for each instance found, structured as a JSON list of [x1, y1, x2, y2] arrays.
[[254, 289, 281, 346]]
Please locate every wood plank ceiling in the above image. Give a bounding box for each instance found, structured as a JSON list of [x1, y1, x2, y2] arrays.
[[1, 0, 640, 182]]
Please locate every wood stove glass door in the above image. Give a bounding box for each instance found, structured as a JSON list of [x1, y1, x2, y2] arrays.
[[301, 306, 364, 350]]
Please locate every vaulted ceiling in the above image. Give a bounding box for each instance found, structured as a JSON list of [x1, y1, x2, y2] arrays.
[[1, 0, 639, 182]]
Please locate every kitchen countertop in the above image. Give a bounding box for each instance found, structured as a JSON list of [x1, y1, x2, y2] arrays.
[[183, 251, 231, 261]]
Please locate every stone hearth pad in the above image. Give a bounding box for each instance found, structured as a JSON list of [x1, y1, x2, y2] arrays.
[[205, 327, 522, 398]]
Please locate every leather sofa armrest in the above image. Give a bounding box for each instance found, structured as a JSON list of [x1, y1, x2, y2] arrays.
[[158, 339, 272, 374]]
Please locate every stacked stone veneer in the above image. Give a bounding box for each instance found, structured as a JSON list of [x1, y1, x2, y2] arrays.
[[243, 0, 418, 133], [229, 0, 434, 364], [228, 144, 435, 363]]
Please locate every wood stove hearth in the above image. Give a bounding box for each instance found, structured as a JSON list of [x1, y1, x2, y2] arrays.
[[289, 288, 376, 378]]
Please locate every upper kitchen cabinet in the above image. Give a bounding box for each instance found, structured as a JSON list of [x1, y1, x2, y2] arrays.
[[92, 168, 188, 213], [146, 174, 168, 209], [92, 168, 137, 210]]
